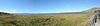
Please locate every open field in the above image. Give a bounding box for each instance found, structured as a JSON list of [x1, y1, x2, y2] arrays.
[[0, 14, 91, 26]]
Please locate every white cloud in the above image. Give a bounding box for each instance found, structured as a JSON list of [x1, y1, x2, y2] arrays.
[[0, 11, 8, 12], [0, 11, 10, 13], [11, 10, 17, 12], [0, 10, 17, 13]]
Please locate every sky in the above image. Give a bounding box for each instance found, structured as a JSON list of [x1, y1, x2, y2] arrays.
[[0, 0, 100, 13]]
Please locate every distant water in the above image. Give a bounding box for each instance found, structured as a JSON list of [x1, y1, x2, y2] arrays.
[[15, 12, 88, 17]]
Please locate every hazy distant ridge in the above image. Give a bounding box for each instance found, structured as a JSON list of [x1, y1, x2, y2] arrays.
[[83, 7, 100, 13]]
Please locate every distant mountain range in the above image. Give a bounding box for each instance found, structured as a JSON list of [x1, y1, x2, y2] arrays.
[[83, 7, 100, 13], [13, 7, 100, 15], [1, 7, 100, 15], [0, 12, 10, 15]]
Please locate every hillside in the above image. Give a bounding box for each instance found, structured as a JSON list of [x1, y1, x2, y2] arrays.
[[0, 12, 10, 15], [83, 7, 100, 13]]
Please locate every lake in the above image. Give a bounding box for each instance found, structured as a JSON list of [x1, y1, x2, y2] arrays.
[[15, 12, 89, 17]]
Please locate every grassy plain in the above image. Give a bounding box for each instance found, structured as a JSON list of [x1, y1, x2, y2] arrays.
[[0, 14, 91, 26]]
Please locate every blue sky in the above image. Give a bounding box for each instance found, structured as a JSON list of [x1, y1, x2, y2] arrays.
[[0, 0, 100, 13]]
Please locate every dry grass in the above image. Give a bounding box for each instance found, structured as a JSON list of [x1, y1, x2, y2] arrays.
[[0, 14, 91, 26]]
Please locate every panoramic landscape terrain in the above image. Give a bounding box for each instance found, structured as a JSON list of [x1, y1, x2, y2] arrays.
[[0, 0, 100, 26], [0, 7, 100, 26]]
